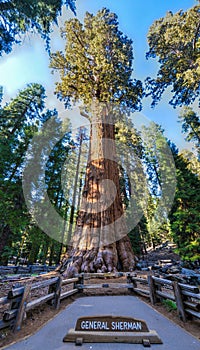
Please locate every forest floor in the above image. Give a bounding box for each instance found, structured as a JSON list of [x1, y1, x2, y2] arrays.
[[0, 251, 199, 348]]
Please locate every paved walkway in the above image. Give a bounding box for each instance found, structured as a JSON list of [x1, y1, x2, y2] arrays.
[[2, 296, 200, 350]]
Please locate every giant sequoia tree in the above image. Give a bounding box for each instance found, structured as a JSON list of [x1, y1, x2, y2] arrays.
[[51, 8, 143, 275]]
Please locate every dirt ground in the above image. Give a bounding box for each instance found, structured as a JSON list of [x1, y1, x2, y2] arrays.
[[0, 275, 199, 349]]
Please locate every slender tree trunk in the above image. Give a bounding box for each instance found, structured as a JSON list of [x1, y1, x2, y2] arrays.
[[15, 233, 27, 266], [67, 132, 84, 243], [77, 171, 84, 210], [57, 185, 69, 263], [0, 225, 13, 265], [28, 240, 40, 265], [48, 242, 55, 266], [41, 243, 49, 265], [59, 107, 135, 276]]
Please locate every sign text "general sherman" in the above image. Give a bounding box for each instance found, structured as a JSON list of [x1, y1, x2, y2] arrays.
[[75, 316, 149, 333], [81, 320, 142, 331]]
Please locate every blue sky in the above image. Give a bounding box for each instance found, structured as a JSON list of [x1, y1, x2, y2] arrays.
[[0, 0, 197, 150]]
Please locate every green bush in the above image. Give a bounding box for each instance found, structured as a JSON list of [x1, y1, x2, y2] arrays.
[[162, 299, 177, 312]]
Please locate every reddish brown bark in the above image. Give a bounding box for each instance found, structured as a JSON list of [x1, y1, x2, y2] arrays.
[[59, 108, 135, 276]]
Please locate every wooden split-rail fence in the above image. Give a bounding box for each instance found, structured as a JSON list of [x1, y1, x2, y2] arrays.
[[0, 272, 199, 333], [129, 273, 200, 322], [0, 265, 56, 277], [0, 275, 80, 332]]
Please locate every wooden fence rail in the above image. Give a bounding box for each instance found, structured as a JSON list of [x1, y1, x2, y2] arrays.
[[0, 272, 199, 334], [0, 265, 56, 277]]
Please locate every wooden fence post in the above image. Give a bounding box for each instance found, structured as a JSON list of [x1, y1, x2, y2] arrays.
[[48, 277, 61, 309], [126, 273, 134, 291], [173, 281, 187, 322], [75, 273, 84, 291], [131, 275, 137, 289], [148, 275, 157, 305], [3, 286, 25, 328], [53, 276, 62, 310], [13, 284, 31, 332]]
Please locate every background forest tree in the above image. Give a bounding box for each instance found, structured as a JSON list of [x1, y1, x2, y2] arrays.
[[0, 84, 51, 264], [146, 2, 200, 261], [169, 148, 200, 261], [146, 3, 200, 107], [0, 0, 76, 55], [0, 0, 77, 265]]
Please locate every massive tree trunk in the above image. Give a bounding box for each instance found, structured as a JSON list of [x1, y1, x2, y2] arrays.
[[59, 108, 135, 276]]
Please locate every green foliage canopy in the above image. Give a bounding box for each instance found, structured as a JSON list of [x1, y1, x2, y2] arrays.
[[169, 152, 200, 261], [50, 8, 143, 111], [0, 84, 58, 263], [179, 107, 200, 157], [0, 0, 76, 55], [146, 4, 200, 107], [0, 83, 47, 182]]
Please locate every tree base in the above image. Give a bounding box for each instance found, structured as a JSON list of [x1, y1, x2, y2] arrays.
[[57, 236, 136, 277]]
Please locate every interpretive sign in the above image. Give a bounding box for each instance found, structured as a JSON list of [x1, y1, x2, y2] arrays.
[[76, 316, 149, 332], [63, 315, 163, 346]]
